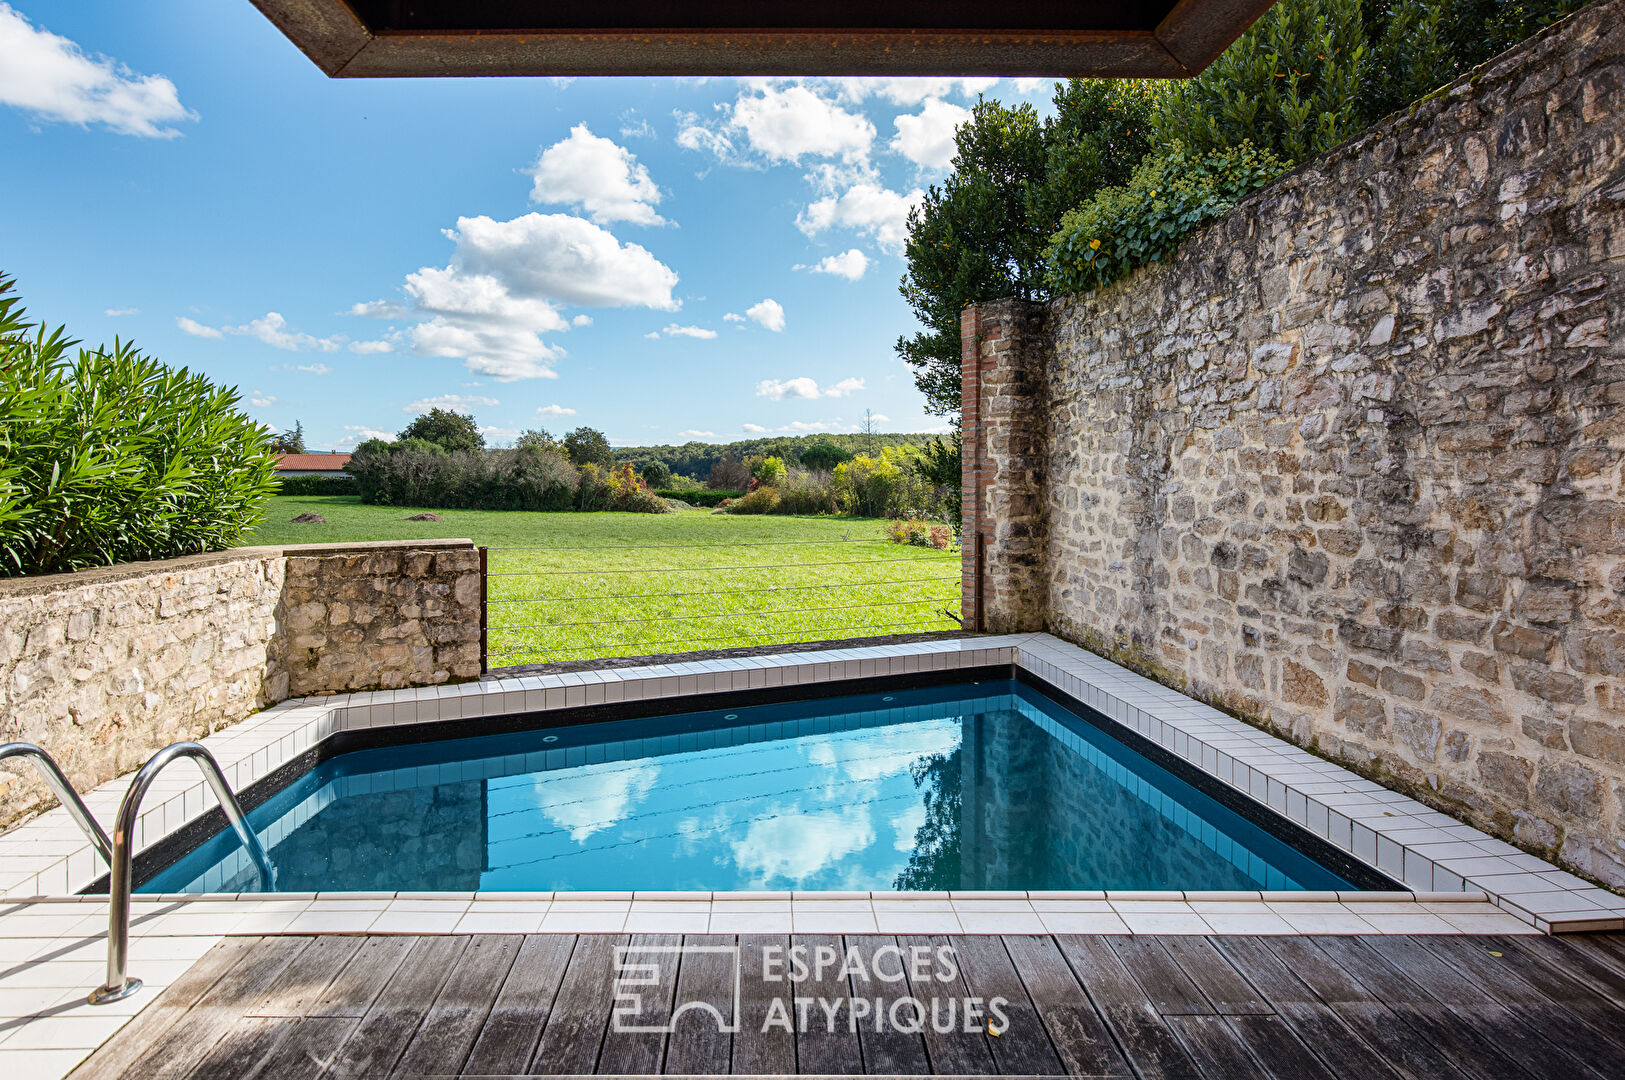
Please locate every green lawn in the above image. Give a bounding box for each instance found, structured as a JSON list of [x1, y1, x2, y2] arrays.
[[250, 496, 962, 665]]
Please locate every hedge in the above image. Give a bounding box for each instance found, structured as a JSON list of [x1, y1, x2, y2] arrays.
[[274, 474, 358, 496]]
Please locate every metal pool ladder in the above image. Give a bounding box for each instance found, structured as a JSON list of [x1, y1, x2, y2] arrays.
[[0, 743, 113, 865], [89, 742, 275, 1005]]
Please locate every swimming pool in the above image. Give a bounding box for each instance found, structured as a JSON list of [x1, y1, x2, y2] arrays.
[[136, 677, 1378, 894]]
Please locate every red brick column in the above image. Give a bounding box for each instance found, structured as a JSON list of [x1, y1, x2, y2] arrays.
[[960, 304, 986, 630]]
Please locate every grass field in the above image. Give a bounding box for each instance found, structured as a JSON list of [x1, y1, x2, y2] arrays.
[[251, 496, 962, 665]]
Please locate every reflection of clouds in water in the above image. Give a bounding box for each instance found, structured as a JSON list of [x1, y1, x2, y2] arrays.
[[729, 802, 875, 886], [805, 719, 961, 783], [890, 803, 926, 853], [532, 762, 660, 842]]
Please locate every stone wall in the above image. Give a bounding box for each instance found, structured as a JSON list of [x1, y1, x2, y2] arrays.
[[0, 539, 481, 830], [962, 0, 1625, 888]]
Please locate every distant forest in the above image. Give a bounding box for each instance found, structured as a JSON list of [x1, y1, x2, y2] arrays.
[[612, 432, 942, 480]]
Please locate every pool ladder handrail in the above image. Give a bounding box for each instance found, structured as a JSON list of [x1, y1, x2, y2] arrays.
[[0, 742, 113, 865], [90, 741, 275, 1005]]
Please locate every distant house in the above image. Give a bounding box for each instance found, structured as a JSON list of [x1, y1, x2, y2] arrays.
[[274, 453, 353, 477]]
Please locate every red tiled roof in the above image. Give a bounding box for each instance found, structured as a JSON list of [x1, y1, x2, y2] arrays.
[[275, 453, 352, 471]]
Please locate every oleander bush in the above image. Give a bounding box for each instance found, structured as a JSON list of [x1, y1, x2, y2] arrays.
[[0, 276, 278, 576]]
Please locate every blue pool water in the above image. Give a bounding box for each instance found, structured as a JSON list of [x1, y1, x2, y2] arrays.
[[140, 680, 1356, 894]]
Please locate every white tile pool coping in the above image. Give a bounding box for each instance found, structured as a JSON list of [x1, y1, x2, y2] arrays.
[[0, 631, 1615, 1078], [3, 633, 1622, 932]]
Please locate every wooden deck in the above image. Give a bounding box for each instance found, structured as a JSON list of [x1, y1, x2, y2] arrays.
[[71, 932, 1625, 1079]]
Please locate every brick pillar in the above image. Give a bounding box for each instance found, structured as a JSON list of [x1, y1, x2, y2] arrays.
[[960, 299, 1048, 634]]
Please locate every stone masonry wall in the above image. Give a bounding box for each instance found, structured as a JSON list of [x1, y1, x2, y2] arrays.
[[0, 539, 481, 830], [963, 1, 1625, 888]]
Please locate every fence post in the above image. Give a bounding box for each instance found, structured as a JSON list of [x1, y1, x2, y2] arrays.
[[478, 546, 489, 674]]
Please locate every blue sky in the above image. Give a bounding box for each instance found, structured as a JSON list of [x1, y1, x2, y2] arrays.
[[0, 1, 1058, 450]]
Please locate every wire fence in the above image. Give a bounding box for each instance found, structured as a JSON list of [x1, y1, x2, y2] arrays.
[[483, 536, 962, 666]]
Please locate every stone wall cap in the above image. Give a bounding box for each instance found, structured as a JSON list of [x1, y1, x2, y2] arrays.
[[0, 538, 478, 597]]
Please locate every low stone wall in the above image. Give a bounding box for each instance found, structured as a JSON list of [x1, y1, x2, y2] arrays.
[[0, 539, 481, 830], [963, 1, 1625, 888]]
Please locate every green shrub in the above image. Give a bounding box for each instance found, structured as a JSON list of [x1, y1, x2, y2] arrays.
[[274, 474, 358, 496], [639, 459, 672, 488], [0, 277, 278, 575], [775, 469, 841, 515], [348, 440, 579, 510], [832, 447, 938, 519], [1154, 0, 1367, 165], [725, 486, 781, 514], [885, 517, 953, 549], [399, 407, 484, 452], [797, 442, 853, 472], [1045, 142, 1290, 295], [654, 488, 741, 507], [754, 455, 788, 486]]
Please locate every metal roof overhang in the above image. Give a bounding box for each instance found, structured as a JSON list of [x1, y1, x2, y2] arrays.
[[248, 1, 1278, 77]]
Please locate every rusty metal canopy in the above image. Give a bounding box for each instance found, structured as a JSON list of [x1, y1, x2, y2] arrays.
[[249, 1, 1278, 78]]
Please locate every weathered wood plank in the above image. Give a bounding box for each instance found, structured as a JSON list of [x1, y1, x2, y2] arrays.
[[844, 936, 930, 1075], [323, 935, 469, 1078], [1223, 1014, 1340, 1080], [246, 935, 362, 1017], [663, 934, 737, 1075], [898, 935, 997, 1076], [1212, 936, 1415, 1080], [597, 934, 682, 1075], [1107, 936, 1212, 1016], [391, 934, 523, 1077], [1001, 933, 1132, 1079], [307, 936, 415, 1018], [119, 935, 310, 1080], [950, 936, 1066, 1076], [241, 1016, 357, 1080], [1055, 935, 1202, 1080], [1498, 934, 1625, 1009], [791, 934, 865, 1075], [1358, 935, 1608, 1080], [179, 1015, 289, 1080], [69, 937, 258, 1080], [461, 935, 575, 1076], [1156, 937, 1270, 1015], [528, 932, 623, 1075], [1307, 935, 1541, 1080], [733, 934, 796, 1076], [1163, 1015, 1266, 1079]]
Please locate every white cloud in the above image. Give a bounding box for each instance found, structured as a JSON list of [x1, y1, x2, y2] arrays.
[[729, 83, 873, 164], [0, 4, 195, 137], [248, 391, 277, 408], [619, 116, 656, 139], [536, 404, 576, 417], [104, 306, 137, 317], [451, 213, 679, 310], [798, 249, 869, 280], [869, 414, 891, 423], [479, 425, 522, 444], [296, 362, 332, 374], [227, 312, 341, 353], [745, 298, 785, 332], [571, 314, 593, 327], [832, 77, 998, 105], [680, 82, 873, 167], [756, 377, 821, 400], [403, 394, 500, 414], [741, 423, 768, 434], [176, 316, 221, 339], [660, 323, 718, 339], [798, 183, 923, 254], [1013, 78, 1054, 95], [403, 265, 567, 381], [334, 425, 396, 449], [348, 299, 407, 318], [723, 312, 745, 323], [754, 375, 865, 399], [891, 99, 971, 170], [643, 331, 661, 340], [528, 124, 665, 226], [678, 429, 717, 438], [349, 340, 392, 354]]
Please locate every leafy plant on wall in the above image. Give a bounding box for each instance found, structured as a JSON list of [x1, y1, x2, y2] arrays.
[[0, 276, 279, 576]]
